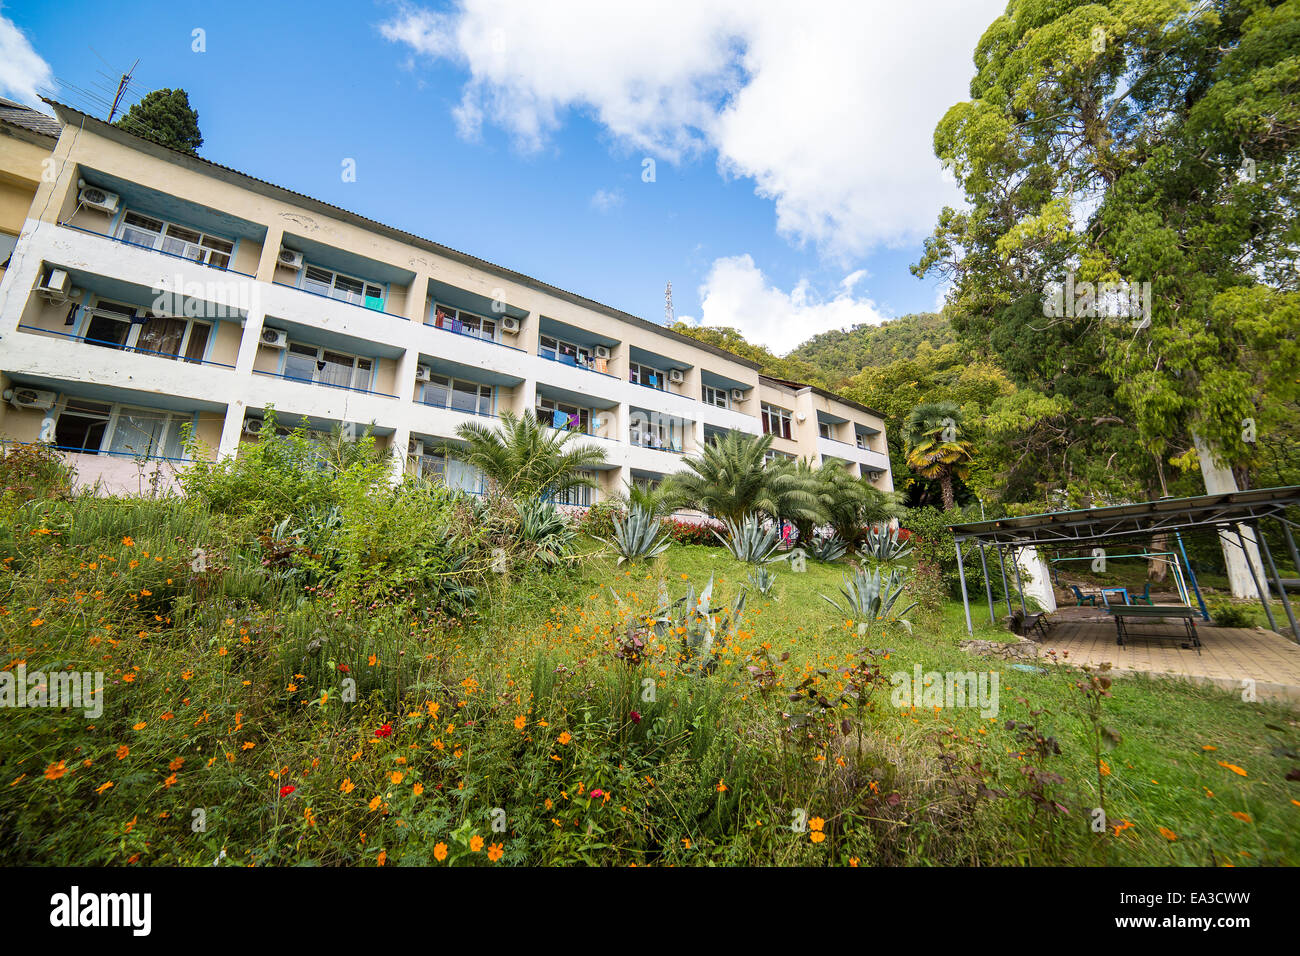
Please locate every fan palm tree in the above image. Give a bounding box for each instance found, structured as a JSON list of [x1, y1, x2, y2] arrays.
[[672, 430, 820, 526], [902, 401, 974, 512], [445, 410, 607, 501], [611, 478, 685, 518]]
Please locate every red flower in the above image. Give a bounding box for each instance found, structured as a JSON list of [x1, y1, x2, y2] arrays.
[[630, 710, 642, 724], [590, 789, 605, 799], [279, 785, 295, 797], [374, 723, 392, 738], [337, 664, 350, 673]]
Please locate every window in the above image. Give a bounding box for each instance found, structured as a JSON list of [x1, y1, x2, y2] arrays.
[[702, 385, 730, 409], [117, 211, 233, 270], [423, 374, 493, 416], [281, 342, 373, 391], [80, 300, 212, 363], [630, 412, 683, 452], [539, 333, 598, 369], [818, 421, 833, 440], [761, 403, 793, 440], [418, 452, 485, 494], [632, 475, 661, 494], [629, 361, 665, 389], [52, 398, 190, 460], [856, 432, 872, 450], [536, 396, 591, 433], [551, 477, 594, 507], [430, 303, 496, 342], [302, 265, 385, 310], [763, 449, 796, 465]]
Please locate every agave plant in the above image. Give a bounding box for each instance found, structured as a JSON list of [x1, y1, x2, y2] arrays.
[[860, 526, 913, 565], [747, 566, 777, 597], [821, 565, 916, 635], [715, 514, 786, 565], [613, 575, 746, 674], [513, 497, 576, 567], [807, 534, 848, 563], [601, 504, 671, 564]]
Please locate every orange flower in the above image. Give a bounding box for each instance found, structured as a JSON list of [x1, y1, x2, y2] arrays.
[[434, 842, 448, 861], [469, 834, 484, 852], [1230, 811, 1252, 823], [340, 778, 356, 794], [716, 780, 727, 792], [121, 536, 134, 547], [488, 842, 504, 862], [809, 817, 825, 831], [95, 781, 113, 794], [377, 850, 387, 867], [390, 771, 404, 785], [810, 830, 826, 843], [44, 761, 67, 781], [368, 795, 383, 811], [1158, 827, 1178, 841], [557, 731, 572, 746], [115, 745, 129, 760], [1218, 762, 1248, 777], [413, 782, 424, 796], [513, 715, 527, 730]]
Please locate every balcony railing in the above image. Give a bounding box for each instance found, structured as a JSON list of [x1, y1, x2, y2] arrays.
[[537, 351, 617, 375], [57, 221, 257, 278], [426, 319, 528, 352], [273, 280, 410, 321], [15, 324, 237, 369], [252, 369, 399, 398], [417, 400, 500, 420]]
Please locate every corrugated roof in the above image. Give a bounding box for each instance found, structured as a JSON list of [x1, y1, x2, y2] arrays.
[[0, 97, 60, 139], [949, 486, 1300, 546]]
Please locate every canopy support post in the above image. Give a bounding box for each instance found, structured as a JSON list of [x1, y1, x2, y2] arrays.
[[1232, 525, 1277, 633], [1256, 521, 1299, 643], [977, 541, 996, 625], [1011, 545, 1028, 616], [1175, 530, 1210, 621], [995, 544, 1013, 618], [954, 538, 973, 635]]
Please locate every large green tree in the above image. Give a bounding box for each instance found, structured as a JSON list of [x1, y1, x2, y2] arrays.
[[116, 88, 203, 155], [914, 0, 1300, 503]]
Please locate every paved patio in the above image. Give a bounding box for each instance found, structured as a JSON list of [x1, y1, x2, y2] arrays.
[[1036, 607, 1300, 703]]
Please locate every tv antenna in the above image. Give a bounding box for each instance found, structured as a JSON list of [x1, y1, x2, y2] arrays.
[[664, 281, 674, 325]]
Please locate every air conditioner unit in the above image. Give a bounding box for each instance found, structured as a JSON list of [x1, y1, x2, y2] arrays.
[[260, 327, 288, 349], [243, 418, 264, 436], [9, 387, 56, 411], [501, 316, 520, 334], [415, 364, 432, 383], [730, 388, 746, 403], [668, 368, 685, 385], [593, 345, 611, 360], [78, 185, 120, 215], [277, 247, 304, 270], [37, 268, 70, 300]]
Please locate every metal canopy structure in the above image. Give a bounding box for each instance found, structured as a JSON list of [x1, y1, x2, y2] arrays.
[[944, 486, 1300, 642]]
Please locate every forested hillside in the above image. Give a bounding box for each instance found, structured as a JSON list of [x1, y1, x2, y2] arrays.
[[789, 312, 955, 386]]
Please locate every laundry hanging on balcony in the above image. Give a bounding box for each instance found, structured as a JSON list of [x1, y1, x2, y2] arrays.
[[552, 409, 568, 429]]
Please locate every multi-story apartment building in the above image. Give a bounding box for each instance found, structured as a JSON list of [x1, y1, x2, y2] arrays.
[[0, 101, 893, 499]]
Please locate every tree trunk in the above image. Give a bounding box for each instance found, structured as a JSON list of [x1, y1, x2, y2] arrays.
[[1148, 533, 1169, 583], [940, 472, 955, 512]]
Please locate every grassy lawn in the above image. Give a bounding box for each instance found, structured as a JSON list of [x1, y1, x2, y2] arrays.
[[3, 492, 1296, 867]]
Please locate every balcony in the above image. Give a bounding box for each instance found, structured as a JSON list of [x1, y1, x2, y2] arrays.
[[57, 221, 258, 278], [818, 435, 890, 474]]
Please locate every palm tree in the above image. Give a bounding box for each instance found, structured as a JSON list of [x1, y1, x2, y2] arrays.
[[817, 463, 902, 548], [611, 478, 685, 518], [671, 431, 820, 526], [902, 401, 974, 512], [445, 410, 607, 501]]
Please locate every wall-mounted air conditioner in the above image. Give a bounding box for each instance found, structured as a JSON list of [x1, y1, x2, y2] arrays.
[[243, 419, 264, 436], [77, 184, 120, 215], [501, 316, 520, 334], [730, 388, 746, 403], [593, 344, 611, 360], [260, 328, 288, 349], [277, 247, 304, 270], [415, 364, 432, 383], [668, 368, 685, 385], [37, 268, 70, 301], [9, 387, 57, 411]]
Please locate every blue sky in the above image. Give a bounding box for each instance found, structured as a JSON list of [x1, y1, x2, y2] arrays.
[[1, 0, 1005, 355]]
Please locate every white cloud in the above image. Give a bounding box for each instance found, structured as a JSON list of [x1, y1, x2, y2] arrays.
[[678, 254, 890, 355], [0, 8, 54, 109], [589, 188, 624, 213], [379, 0, 1003, 257]]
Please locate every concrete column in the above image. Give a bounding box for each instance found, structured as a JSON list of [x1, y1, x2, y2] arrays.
[[216, 401, 247, 459], [255, 227, 286, 284], [405, 274, 430, 323], [1195, 434, 1268, 600], [233, 307, 268, 375], [517, 310, 541, 356]]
